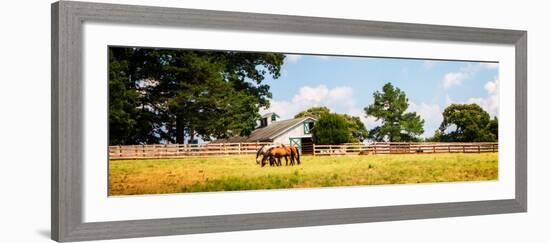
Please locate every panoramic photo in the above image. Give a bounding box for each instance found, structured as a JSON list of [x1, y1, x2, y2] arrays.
[[108, 46, 499, 196]]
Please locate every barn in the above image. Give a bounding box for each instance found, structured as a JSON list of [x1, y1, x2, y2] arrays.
[[214, 113, 316, 154]]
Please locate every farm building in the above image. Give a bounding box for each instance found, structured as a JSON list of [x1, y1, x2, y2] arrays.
[[214, 113, 316, 154]]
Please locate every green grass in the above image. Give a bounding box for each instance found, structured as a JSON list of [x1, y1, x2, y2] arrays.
[[108, 153, 498, 196]]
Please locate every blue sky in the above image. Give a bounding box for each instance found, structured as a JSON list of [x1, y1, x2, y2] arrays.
[[260, 54, 499, 138]]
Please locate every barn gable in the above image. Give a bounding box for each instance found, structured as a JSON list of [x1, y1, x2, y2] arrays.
[[214, 116, 316, 143]]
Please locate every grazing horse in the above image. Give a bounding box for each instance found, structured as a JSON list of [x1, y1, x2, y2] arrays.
[[289, 144, 301, 165], [256, 144, 278, 166], [262, 146, 290, 167], [278, 144, 301, 166], [256, 144, 301, 167]]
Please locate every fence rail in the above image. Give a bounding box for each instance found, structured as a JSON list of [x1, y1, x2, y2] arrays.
[[110, 142, 499, 159], [109, 142, 273, 160], [313, 142, 498, 156]]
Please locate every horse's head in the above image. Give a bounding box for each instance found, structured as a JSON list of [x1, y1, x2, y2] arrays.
[[261, 147, 276, 167], [256, 144, 265, 164]]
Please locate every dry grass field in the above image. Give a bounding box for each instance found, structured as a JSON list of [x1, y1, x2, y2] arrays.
[[108, 153, 498, 196]]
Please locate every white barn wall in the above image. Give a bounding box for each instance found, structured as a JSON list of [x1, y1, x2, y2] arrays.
[[273, 124, 304, 144], [273, 118, 315, 144]]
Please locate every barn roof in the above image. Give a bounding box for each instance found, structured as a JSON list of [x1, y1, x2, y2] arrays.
[[213, 117, 315, 143]]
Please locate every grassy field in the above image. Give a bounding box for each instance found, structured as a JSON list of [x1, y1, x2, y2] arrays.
[[108, 153, 498, 196]]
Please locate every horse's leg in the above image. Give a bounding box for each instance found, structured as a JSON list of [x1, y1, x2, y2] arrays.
[[277, 158, 282, 166], [284, 156, 288, 166]]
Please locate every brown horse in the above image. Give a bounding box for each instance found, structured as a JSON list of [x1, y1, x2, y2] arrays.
[[289, 144, 300, 165], [280, 144, 301, 166], [261, 146, 287, 167], [260, 144, 301, 167]]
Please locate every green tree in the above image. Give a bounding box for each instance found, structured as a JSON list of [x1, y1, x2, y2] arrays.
[[342, 115, 369, 142], [426, 130, 444, 142], [488, 116, 498, 140], [108, 47, 285, 145], [108, 48, 159, 145], [364, 83, 424, 142], [312, 113, 351, 144], [295, 107, 368, 142], [437, 104, 496, 142], [294, 106, 331, 119]]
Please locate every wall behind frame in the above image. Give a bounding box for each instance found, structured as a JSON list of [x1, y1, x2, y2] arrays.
[[0, 0, 546, 242]]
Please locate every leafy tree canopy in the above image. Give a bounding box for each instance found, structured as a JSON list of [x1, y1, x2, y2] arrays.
[[294, 106, 330, 120], [364, 83, 424, 142], [312, 113, 351, 145], [296, 107, 368, 143], [436, 104, 497, 142], [342, 114, 369, 142], [109, 47, 285, 145]]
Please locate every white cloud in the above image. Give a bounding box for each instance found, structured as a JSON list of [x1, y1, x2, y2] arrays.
[[445, 78, 499, 118], [291, 85, 329, 103], [407, 102, 442, 138], [442, 63, 496, 90], [467, 95, 499, 117], [473, 78, 499, 117], [264, 84, 368, 127], [285, 54, 302, 63], [443, 72, 468, 89], [348, 107, 381, 130], [362, 116, 382, 130], [328, 86, 353, 101], [264, 100, 298, 120], [484, 78, 498, 94]]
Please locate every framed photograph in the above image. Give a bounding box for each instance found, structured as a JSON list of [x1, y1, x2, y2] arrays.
[[52, 1, 527, 242]]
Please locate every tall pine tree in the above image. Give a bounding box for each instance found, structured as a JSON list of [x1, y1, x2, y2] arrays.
[[364, 83, 424, 142], [108, 47, 284, 145]]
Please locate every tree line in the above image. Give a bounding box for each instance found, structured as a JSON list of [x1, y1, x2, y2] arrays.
[[302, 83, 498, 144]]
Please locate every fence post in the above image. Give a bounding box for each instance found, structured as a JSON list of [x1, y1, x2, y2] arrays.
[[313, 144, 316, 156], [463, 145, 465, 153], [478, 145, 481, 153]]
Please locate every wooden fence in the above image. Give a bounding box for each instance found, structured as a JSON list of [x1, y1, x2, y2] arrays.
[[313, 142, 498, 156], [313, 143, 369, 156], [109, 142, 273, 160], [110, 142, 499, 159]]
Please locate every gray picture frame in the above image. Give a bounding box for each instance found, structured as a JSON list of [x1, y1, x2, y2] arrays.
[[51, 1, 527, 242]]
